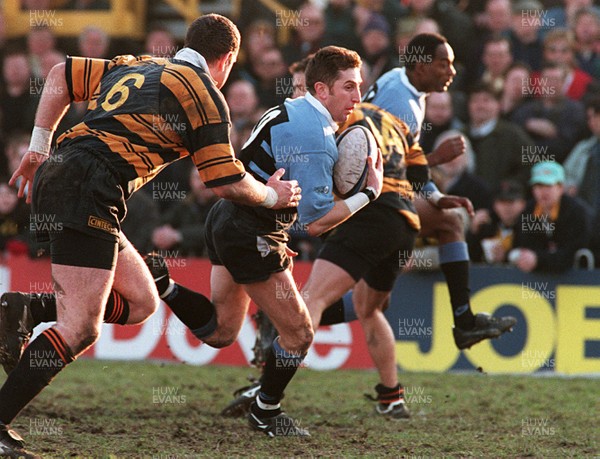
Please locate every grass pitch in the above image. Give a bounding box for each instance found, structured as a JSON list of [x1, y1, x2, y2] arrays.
[[8, 360, 598, 458]]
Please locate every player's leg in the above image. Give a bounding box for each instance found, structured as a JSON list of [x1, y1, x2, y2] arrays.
[[415, 196, 516, 349], [353, 284, 410, 419], [243, 269, 312, 437], [0, 229, 118, 456], [303, 259, 360, 329], [356, 240, 414, 419], [109, 238, 160, 324], [0, 235, 158, 374], [353, 282, 396, 387], [415, 196, 475, 326], [220, 258, 357, 419], [201, 265, 250, 348]]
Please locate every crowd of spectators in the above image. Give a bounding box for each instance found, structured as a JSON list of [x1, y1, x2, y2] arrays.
[[0, 0, 599, 269]]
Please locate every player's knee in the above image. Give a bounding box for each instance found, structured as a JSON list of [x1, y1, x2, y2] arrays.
[[298, 325, 314, 354], [127, 289, 160, 324], [444, 208, 465, 234], [204, 328, 238, 348], [283, 322, 313, 354], [71, 325, 101, 354], [355, 303, 374, 320]]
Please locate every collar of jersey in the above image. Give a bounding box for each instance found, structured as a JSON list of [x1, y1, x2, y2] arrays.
[[173, 47, 209, 73], [399, 67, 426, 99], [470, 118, 498, 138], [304, 91, 339, 132]]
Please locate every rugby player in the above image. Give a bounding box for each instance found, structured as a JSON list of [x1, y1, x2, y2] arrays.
[[0, 14, 301, 457], [200, 46, 381, 436], [362, 33, 517, 349]]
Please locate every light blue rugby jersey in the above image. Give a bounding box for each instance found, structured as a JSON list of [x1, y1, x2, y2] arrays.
[[238, 92, 338, 227], [363, 67, 427, 141]]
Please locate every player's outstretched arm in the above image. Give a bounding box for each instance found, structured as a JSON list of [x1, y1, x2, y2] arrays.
[[10, 63, 71, 202], [211, 168, 301, 209]]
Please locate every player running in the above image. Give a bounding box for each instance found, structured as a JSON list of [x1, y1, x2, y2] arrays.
[[199, 46, 382, 436], [362, 33, 517, 349], [0, 14, 300, 457]]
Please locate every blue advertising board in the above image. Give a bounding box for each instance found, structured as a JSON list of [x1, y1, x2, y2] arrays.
[[386, 266, 600, 374]]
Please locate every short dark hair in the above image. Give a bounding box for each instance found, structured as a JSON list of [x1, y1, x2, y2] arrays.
[[289, 54, 313, 75], [3, 44, 27, 60], [305, 46, 361, 94], [468, 82, 502, 101], [586, 96, 600, 114], [185, 14, 241, 63], [483, 35, 512, 53], [404, 33, 447, 71]]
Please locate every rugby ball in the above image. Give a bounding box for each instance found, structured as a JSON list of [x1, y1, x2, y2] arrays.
[[334, 125, 378, 198]]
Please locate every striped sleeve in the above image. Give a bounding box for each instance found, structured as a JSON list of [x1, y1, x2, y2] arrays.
[[191, 124, 245, 188], [65, 56, 111, 102], [160, 63, 245, 187]]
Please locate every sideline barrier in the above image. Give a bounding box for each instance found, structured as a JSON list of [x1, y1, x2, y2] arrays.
[[3, 256, 599, 374]]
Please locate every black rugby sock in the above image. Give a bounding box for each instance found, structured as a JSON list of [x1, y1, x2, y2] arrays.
[[438, 242, 476, 330], [258, 337, 305, 412], [320, 298, 345, 325], [0, 328, 74, 424], [318, 292, 358, 326], [440, 260, 475, 330], [162, 284, 217, 339]]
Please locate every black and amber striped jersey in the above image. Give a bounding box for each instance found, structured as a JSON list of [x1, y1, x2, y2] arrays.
[[339, 102, 430, 230], [57, 51, 245, 197]]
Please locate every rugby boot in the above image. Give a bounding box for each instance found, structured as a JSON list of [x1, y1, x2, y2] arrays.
[[0, 423, 40, 458], [366, 383, 410, 419], [248, 402, 309, 437], [453, 312, 517, 350], [221, 380, 261, 417], [0, 293, 36, 374]]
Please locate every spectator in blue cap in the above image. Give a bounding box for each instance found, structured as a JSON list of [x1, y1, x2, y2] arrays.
[[509, 161, 592, 273]]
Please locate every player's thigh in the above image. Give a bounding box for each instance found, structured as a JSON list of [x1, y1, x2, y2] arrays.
[[48, 228, 117, 349], [415, 196, 447, 237], [243, 270, 313, 352], [111, 235, 160, 324], [210, 265, 251, 341], [51, 263, 114, 354]]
